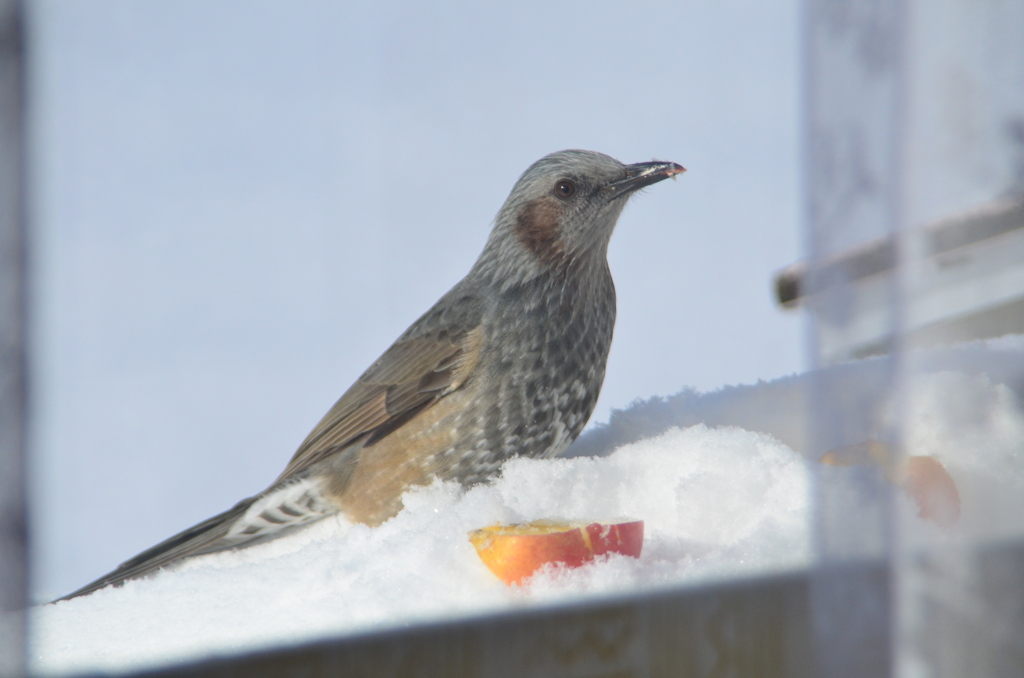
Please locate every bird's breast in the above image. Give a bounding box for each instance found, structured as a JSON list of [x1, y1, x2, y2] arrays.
[[446, 270, 616, 482]]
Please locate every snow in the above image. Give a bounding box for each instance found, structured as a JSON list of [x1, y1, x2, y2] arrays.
[[30, 337, 1024, 675]]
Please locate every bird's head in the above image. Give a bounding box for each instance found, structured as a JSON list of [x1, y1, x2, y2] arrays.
[[474, 150, 685, 285]]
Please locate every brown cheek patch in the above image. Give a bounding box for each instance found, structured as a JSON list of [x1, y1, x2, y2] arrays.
[[516, 197, 567, 265]]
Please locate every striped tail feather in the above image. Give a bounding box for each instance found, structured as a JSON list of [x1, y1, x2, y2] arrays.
[[54, 478, 338, 602]]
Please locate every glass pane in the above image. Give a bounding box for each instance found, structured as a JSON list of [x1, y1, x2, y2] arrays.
[[804, 1, 1024, 676]]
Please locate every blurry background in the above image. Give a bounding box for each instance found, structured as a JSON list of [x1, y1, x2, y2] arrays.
[[27, 0, 801, 600]]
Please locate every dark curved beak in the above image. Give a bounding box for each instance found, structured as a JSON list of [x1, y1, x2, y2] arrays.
[[606, 160, 686, 199]]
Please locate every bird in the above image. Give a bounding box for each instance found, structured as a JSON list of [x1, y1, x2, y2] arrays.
[[57, 149, 685, 601]]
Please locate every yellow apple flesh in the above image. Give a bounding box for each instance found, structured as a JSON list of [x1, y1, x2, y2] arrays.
[[469, 520, 644, 585]]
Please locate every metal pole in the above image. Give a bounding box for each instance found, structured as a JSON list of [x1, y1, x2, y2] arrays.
[[0, 0, 28, 674]]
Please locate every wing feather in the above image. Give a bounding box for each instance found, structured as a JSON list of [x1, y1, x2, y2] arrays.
[[276, 324, 483, 481]]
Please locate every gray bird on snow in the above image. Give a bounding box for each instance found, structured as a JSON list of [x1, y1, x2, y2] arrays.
[[58, 149, 685, 601]]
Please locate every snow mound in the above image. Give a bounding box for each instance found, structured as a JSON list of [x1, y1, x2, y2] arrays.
[[33, 425, 809, 675]]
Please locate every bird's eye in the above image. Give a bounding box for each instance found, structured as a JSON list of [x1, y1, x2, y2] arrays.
[[554, 179, 576, 200]]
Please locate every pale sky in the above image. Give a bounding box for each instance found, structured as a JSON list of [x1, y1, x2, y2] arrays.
[[28, 0, 803, 599]]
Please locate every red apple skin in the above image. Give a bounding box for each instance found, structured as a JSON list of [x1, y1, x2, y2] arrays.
[[469, 520, 644, 585], [585, 521, 645, 559], [903, 456, 961, 528]]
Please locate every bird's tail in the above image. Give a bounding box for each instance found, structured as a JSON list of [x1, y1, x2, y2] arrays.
[[52, 497, 257, 602], [53, 477, 341, 602]]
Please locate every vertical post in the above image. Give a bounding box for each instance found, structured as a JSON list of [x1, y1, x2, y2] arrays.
[[0, 0, 28, 675], [803, 1, 908, 676]]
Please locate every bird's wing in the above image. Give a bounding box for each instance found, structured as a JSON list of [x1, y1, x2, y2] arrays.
[[55, 301, 485, 602], [276, 320, 485, 482]]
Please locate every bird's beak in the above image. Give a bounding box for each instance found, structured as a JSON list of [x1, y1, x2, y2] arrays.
[[606, 161, 686, 199]]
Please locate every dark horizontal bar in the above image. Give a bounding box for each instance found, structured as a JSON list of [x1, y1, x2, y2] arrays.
[[774, 196, 1024, 307], [128, 568, 821, 678]]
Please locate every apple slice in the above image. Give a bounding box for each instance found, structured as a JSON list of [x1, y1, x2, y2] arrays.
[[902, 455, 960, 527], [469, 520, 644, 585], [821, 442, 961, 527]]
